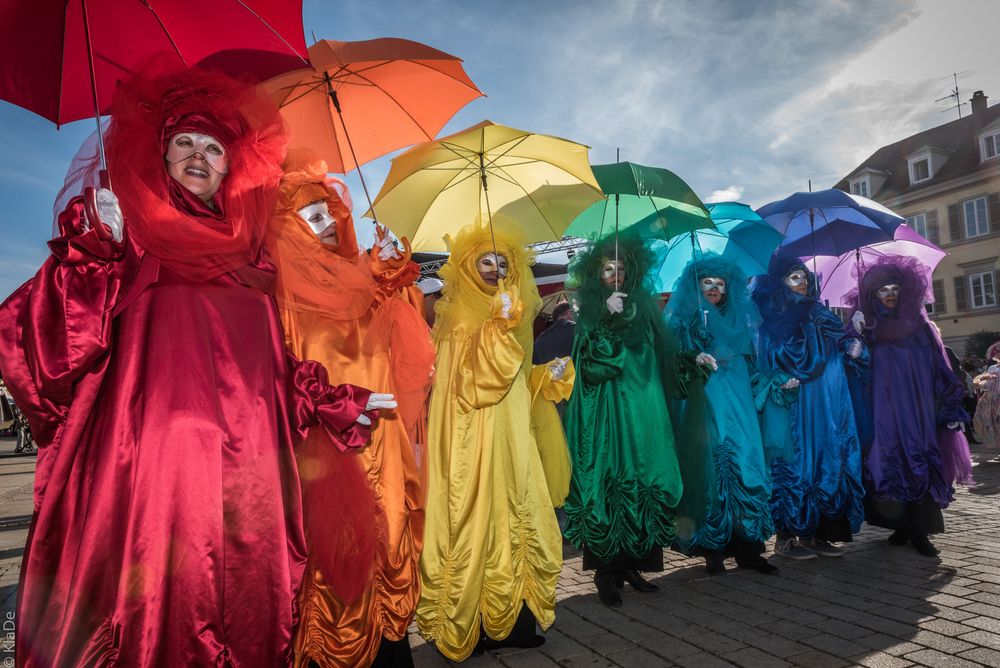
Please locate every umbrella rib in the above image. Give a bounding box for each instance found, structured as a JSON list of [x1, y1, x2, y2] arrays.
[[330, 58, 481, 94], [438, 167, 482, 193], [277, 77, 327, 108], [229, 0, 311, 66], [495, 165, 561, 239], [141, 2, 189, 66], [336, 67, 439, 140]]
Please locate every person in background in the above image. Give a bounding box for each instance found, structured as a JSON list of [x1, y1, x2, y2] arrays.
[[417, 277, 444, 326]]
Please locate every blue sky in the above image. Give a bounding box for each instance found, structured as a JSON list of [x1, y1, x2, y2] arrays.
[[2, 0, 999, 297]]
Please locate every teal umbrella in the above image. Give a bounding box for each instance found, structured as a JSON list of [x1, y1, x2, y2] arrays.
[[565, 161, 713, 243], [653, 202, 784, 293]]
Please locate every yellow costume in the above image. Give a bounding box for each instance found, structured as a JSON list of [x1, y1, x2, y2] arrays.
[[268, 153, 435, 667], [416, 223, 571, 660]]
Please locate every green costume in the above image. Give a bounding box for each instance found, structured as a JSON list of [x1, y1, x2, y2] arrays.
[[563, 234, 709, 566]]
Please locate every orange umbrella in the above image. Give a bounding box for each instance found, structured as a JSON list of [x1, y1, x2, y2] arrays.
[[262, 38, 483, 218]]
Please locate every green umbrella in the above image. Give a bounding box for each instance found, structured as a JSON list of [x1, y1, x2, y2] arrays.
[[565, 161, 714, 242]]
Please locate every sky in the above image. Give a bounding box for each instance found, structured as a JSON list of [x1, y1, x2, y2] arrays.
[[1, 0, 999, 297]]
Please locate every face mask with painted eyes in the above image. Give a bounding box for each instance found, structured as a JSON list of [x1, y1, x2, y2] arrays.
[[476, 252, 508, 286], [700, 276, 727, 305], [297, 200, 338, 246], [601, 259, 625, 289], [165, 132, 230, 174], [877, 283, 901, 307], [783, 269, 810, 295]]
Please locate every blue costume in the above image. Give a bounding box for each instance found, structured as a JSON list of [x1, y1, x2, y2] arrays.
[[666, 255, 778, 573], [752, 253, 865, 549]]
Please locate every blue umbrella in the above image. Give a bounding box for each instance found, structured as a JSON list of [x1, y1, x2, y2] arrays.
[[757, 188, 904, 258], [653, 202, 784, 293]]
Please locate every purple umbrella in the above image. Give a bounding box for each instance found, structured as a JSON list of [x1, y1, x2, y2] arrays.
[[805, 225, 946, 308]]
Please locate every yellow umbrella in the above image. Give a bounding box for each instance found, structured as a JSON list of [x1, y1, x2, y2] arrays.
[[366, 120, 605, 251]]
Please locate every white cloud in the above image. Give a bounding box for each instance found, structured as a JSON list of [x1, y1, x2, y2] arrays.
[[705, 186, 745, 203]]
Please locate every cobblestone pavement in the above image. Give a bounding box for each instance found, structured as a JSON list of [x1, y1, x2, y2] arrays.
[[3, 439, 1000, 666]]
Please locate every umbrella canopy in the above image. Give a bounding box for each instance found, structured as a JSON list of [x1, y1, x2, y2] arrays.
[[757, 188, 905, 257], [653, 201, 784, 293], [261, 38, 483, 174], [806, 224, 946, 308], [0, 0, 310, 125], [367, 120, 605, 251], [565, 161, 712, 240]]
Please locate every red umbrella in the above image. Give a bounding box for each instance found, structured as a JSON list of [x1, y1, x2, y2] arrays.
[[1, 0, 310, 181]]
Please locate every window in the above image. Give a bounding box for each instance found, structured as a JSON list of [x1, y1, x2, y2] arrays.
[[851, 179, 869, 197], [906, 213, 927, 238], [969, 271, 997, 309], [963, 197, 990, 238], [983, 130, 1000, 161], [910, 158, 930, 183]]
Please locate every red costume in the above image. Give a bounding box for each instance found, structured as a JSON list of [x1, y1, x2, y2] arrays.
[[0, 61, 376, 667]]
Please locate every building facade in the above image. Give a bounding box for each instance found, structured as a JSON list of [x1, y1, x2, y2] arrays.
[[836, 91, 1000, 355]]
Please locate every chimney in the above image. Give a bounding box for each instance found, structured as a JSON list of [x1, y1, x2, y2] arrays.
[[971, 90, 988, 117]]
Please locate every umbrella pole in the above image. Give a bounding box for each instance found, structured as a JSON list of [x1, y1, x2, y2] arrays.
[[691, 231, 707, 326], [480, 152, 499, 260], [809, 207, 818, 276], [324, 75, 378, 225], [80, 0, 109, 188], [614, 193, 619, 268]]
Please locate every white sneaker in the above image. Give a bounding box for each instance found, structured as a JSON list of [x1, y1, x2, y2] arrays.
[[774, 538, 818, 560], [802, 538, 844, 557]]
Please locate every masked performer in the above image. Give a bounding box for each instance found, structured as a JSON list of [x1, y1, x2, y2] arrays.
[[563, 233, 710, 607], [0, 61, 391, 668], [268, 151, 435, 667], [666, 255, 779, 575], [849, 257, 973, 557], [752, 253, 865, 560], [974, 342, 1000, 450], [416, 222, 570, 661]]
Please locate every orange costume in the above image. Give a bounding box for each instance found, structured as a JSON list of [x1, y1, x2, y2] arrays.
[[267, 153, 435, 667]]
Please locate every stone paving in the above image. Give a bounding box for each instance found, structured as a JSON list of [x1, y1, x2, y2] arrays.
[[2, 437, 1000, 666]]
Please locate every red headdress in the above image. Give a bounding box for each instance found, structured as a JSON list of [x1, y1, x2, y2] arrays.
[[105, 57, 287, 281]]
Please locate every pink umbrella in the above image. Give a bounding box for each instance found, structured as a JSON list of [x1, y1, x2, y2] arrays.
[[806, 224, 946, 308]]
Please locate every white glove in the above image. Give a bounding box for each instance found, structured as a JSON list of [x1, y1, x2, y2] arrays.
[[847, 339, 863, 359], [81, 188, 124, 243], [695, 352, 718, 371], [781, 378, 801, 390], [946, 422, 966, 432], [356, 392, 398, 426], [851, 310, 865, 332], [548, 357, 570, 381], [376, 233, 401, 261], [499, 291, 513, 320], [606, 292, 627, 314]]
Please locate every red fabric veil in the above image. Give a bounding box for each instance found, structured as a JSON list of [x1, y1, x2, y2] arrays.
[[104, 57, 288, 282]]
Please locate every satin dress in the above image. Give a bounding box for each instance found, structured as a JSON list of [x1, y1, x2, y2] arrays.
[[0, 201, 369, 668], [281, 260, 431, 668], [416, 302, 565, 662], [669, 316, 774, 554]]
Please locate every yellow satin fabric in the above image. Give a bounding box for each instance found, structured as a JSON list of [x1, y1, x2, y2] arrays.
[[529, 361, 575, 508], [282, 280, 427, 668], [416, 309, 563, 661]]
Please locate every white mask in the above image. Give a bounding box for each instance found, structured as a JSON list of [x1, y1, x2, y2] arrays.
[[783, 270, 809, 288], [165, 132, 229, 174], [877, 284, 901, 299], [700, 276, 727, 294], [297, 201, 336, 241]]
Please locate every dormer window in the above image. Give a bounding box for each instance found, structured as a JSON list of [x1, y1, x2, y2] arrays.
[[982, 129, 1000, 162], [910, 156, 931, 184], [850, 178, 869, 197]]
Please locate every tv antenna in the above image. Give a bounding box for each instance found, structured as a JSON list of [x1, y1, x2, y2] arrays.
[[935, 71, 971, 119]]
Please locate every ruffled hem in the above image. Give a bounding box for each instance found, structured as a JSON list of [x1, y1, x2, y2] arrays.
[[770, 458, 865, 537]]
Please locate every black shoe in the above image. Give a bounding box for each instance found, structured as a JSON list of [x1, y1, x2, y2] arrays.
[[736, 556, 779, 574], [705, 552, 727, 575], [910, 533, 939, 557], [621, 569, 660, 592], [594, 573, 623, 607], [888, 529, 909, 546]]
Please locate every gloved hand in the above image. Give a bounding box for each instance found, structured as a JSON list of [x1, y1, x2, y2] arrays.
[[548, 356, 570, 381], [946, 422, 966, 432], [781, 377, 801, 390], [375, 226, 401, 261], [606, 291, 627, 314], [356, 392, 397, 426], [695, 352, 718, 371], [499, 291, 514, 319], [847, 339, 863, 359], [82, 187, 124, 243], [851, 310, 866, 332]]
